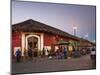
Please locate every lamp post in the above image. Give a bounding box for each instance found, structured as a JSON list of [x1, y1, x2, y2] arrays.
[[73, 26, 77, 36], [72, 26, 77, 50]]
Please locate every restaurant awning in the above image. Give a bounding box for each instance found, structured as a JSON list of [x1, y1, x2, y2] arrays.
[[56, 40, 70, 45]]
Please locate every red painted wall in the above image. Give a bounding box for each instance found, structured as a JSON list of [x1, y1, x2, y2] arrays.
[[44, 33, 78, 46], [12, 32, 21, 48], [44, 33, 56, 46], [12, 31, 78, 49]]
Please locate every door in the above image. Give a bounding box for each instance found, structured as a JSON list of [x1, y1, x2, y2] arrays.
[[28, 36, 38, 57]]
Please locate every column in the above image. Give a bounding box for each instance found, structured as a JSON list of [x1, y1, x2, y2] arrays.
[[40, 33, 44, 51], [21, 33, 25, 56]]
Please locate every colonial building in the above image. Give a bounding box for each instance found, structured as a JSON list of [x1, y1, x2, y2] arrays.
[[12, 19, 94, 57]]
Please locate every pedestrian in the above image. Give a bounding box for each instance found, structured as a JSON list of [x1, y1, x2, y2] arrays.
[[77, 47, 81, 57], [28, 48, 33, 60], [15, 49, 21, 62], [55, 49, 59, 59], [63, 47, 67, 59], [73, 47, 78, 58], [42, 47, 45, 57], [58, 48, 63, 59], [68, 46, 73, 58], [58, 50, 62, 59], [45, 48, 49, 57], [24, 49, 27, 61], [73, 47, 79, 58], [90, 46, 96, 67]]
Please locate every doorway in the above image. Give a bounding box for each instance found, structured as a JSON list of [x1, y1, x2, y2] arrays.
[[28, 37, 38, 49], [28, 36, 38, 57]]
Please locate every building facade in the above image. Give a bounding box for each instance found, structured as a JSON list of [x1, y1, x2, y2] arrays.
[[12, 19, 94, 57]]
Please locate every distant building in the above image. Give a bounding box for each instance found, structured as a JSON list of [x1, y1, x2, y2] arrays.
[[12, 19, 95, 57]]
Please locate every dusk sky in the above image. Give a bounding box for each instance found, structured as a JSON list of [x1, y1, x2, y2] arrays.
[[12, 1, 96, 42]]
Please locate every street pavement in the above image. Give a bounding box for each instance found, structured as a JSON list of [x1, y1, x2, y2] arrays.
[[11, 54, 96, 74]]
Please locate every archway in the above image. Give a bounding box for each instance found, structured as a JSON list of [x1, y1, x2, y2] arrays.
[[28, 37, 38, 49], [25, 35, 41, 52]]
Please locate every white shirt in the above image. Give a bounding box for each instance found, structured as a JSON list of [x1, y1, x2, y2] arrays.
[[91, 51, 96, 55]]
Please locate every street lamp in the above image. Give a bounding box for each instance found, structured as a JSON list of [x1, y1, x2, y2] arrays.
[[73, 26, 77, 36]]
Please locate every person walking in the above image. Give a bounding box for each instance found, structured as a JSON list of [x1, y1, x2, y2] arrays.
[[90, 46, 96, 67], [15, 49, 21, 62], [42, 47, 45, 57], [63, 47, 67, 59], [45, 48, 49, 57], [72, 47, 78, 58], [73, 47, 79, 58], [24, 49, 27, 61], [28, 48, 33, 60], [68, 46, 73, 58]]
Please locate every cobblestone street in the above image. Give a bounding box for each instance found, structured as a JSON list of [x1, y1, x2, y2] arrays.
[[12, 54, 96, 74]]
